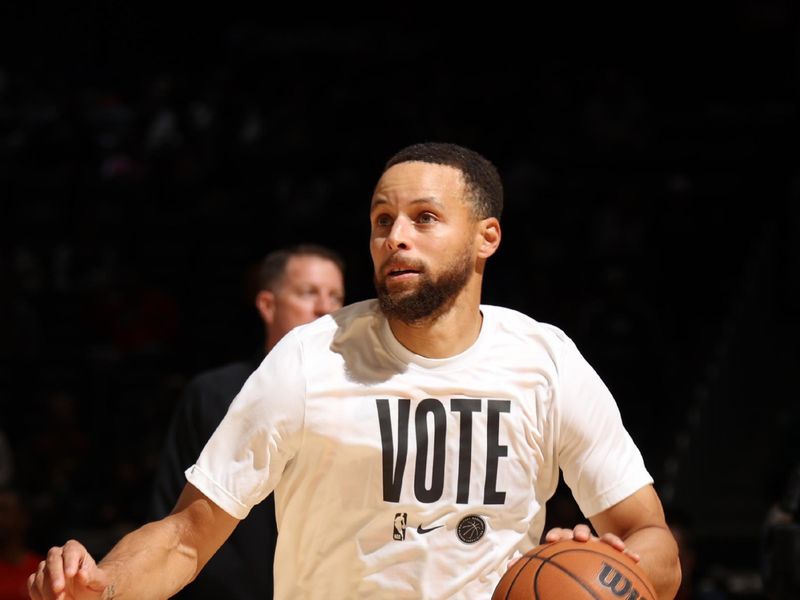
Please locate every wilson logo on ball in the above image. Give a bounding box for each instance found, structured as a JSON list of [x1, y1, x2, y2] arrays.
[[491, 540, 657, 600], [597, 563, 648, 599]]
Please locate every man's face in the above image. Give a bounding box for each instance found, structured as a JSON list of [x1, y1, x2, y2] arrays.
[[263, 255, 345, 345], [370, 161, 479, 323]]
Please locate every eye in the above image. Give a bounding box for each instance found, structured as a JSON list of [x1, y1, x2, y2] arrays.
[[296, 287, 316, 298], [417, 212, 437, 224], [374, 213, 393, 228]]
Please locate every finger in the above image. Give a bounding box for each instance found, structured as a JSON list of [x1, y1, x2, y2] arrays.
[[598, 532, 626, 550], [44, 547, 66, 596], [42, 565, 66, 600], [76, 563, 104, 591], [79, 561, 109, 593], [35, 561, 48, 600], [27, 572, 36, 600], [545, 527, 574, 542], [62, 539, 87, 578], [44, 565, 68, 600], [572, 524, 592, 542], [597, 533, 641, 562], [624, 549, 641, 562], [506, 550, 523, 569], [544, 528, 558, 542], [28, 566, 43, 600]]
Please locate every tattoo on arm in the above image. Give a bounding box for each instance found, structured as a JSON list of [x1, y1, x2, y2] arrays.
[[102, 584, 116, 599]]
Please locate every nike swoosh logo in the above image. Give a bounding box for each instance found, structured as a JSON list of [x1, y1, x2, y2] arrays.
[[417, 524, 444, 534]]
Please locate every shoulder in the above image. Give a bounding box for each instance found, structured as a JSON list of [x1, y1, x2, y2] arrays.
[[482, 304, 572, 351], [479, 305, 588, 383]]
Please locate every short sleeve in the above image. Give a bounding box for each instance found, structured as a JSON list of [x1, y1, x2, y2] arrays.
[[555, 338, 653, 518], [186, 331, 306, 519]]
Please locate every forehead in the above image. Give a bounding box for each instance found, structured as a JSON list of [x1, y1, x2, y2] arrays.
[[283, 255, 342, 283], [371, 161, 467, 209]]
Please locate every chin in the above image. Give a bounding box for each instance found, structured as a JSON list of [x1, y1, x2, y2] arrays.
[[385, 285, 419, 300]]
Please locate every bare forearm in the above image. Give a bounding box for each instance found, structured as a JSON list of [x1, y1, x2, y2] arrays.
[[93, 485, 237, 599], [95, 517, 200, 599], [624, 525, 681, 600], [28, 486, 235, 600]]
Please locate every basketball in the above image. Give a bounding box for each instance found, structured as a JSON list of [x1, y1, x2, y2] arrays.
[[492, 539, 657, 600]]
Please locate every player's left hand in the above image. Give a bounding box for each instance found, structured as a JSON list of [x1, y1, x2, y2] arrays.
[[544, 524, 641, 562]]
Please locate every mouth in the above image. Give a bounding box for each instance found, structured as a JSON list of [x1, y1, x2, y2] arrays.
[[381, 261, 424, 283], [387, 268, 419, 278]]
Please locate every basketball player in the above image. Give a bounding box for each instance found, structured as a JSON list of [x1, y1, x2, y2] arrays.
[[28, 143, 681, 600], [150, 244, 345, 599]]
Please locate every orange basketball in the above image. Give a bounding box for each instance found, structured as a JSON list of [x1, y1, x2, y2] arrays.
[[492, 539, 657, 600]]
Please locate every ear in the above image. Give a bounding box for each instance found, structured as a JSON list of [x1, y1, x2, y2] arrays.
[[255, 290, 277, 327], [476, 217, 501, 259]]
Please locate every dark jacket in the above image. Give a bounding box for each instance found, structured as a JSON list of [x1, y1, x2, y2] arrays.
[[151, 356, 275, 600]]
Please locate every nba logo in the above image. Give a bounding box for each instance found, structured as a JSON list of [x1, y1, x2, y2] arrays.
[[393, 513, 407, 541]]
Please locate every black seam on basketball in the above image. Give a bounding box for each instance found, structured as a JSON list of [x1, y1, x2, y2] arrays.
[[530, 555, 604, 600], [501, 555, 539, 600], [529, 548, 655, 597]]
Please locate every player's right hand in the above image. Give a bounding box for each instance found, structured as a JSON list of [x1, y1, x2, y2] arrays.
[[27, 540, 110, 600], [544, 524, 641, 562]]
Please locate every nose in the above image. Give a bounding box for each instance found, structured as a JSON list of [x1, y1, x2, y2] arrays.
[[386, 217, 410, 251]]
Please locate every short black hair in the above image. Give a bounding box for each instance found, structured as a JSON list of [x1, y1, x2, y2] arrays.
[[256, 244, 345, 293], [383, 142, 503, 220]]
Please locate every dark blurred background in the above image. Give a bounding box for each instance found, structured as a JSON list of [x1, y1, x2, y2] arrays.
[[1, 4, 798, 597]]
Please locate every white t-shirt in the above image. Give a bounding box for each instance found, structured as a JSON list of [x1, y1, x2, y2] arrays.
[[187, 300, 652, 599]]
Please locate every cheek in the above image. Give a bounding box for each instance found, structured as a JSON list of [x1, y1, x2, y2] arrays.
[[277, 297, 315, 324], [369, 241, 382, 268], [293, 298, 318, 317]]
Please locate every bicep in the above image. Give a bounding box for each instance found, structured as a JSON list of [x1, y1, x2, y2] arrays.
[[589, 484, 667, 539], [556, 341, 653, 517]]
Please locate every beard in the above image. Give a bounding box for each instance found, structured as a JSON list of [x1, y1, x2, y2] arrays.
[[375, 246, 473, 325]]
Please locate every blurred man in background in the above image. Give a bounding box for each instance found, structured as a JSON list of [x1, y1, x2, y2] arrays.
[[150, 244, 345, 599]]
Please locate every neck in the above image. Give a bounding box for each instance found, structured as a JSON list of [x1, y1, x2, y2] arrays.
[[265, 326, 278, 354], [387, 283, 483, 358]]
